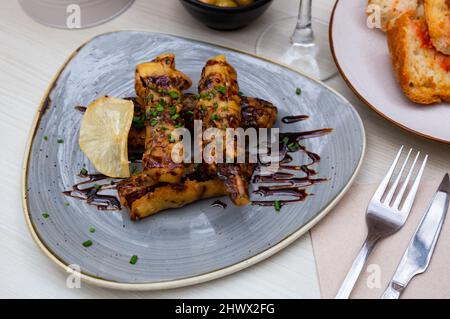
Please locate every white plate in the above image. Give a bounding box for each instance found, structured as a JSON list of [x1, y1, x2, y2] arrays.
[[330, 0, 450, 144]]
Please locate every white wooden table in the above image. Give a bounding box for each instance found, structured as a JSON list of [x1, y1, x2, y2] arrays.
[[0, 0, 449, 298]]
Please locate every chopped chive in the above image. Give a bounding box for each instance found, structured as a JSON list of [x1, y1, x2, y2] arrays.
[[169, 105, 177, 116], [213, 102, 219, 110], [211, 114, 221, 121], [79, 168, 88, 175], [129, 255, 138, 265], [42, 212, 49, 219], [93, 184, 102, 191], [161, 126, 168, 132], [282, 137, 289, 145], [168, 91, 179, 99], [150, 119, 159, 126], [200, 92, 211, 100], [274, 200, 281, 212], [156, 104, 164, 112], [57, 139, 64, 144], [287, 142, 299, 151], [64, 202, 70, 206], [296, 87, 302, 95], [216, 86, 227, 94], [175, 123, 183, 128], [171, 114, 180, 120], [238, 91, 244, 96], [43, 136, 48, 141], [89, 227, 96, 233], [82, 240, 93, 247], [186, 110, 194, 115], [132, 116, 145, 129], [168, 134, 175, 143]]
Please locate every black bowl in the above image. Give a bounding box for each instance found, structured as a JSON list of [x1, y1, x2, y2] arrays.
[[180, 0, 274, 30]]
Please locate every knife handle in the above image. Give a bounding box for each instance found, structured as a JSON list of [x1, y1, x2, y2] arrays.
[[381, 282, 403, 299]]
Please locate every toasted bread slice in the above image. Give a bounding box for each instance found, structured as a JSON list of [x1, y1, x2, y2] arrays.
[[424, 0, 450, 55], [368, 0, 419, 31], [387, 11, 450, 104]]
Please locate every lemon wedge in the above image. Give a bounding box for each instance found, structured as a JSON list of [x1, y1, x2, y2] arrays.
[[79, 97, 134, 178]]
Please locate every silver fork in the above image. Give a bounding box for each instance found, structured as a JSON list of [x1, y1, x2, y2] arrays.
[[335, 146, 428, 299]]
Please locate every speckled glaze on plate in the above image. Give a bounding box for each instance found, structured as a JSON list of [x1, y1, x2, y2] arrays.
[[22, 31, 365, 290]]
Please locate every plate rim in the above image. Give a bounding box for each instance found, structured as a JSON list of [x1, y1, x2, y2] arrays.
[[21, 30, 366, 291], [329, 0, 450, 145]]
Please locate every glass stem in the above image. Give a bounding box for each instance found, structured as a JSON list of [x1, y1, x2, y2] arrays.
[[291, 0, 314, 46]]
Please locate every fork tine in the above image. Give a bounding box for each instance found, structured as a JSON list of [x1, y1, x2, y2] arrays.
[[383, 148, 412, 205], [372, 146, 404, 201], [392, 152, 420, 210], [400, 154, 428, 214]]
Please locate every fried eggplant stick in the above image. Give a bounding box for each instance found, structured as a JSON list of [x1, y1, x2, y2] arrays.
[[195, 55, 251, 206], [135, 53, 192, 184]]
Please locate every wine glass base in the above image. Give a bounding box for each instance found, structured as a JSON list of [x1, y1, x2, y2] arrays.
[[256, 17, 337, 81]]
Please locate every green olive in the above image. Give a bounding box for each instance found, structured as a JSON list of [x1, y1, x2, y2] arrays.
[[235, 0, 254, 6], [215, 0, 239, 7]]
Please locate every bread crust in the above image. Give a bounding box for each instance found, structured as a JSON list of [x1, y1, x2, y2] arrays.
[[368, 0, 419, 31], [387, 11, 450, 104], [424, 0, 450, 55]]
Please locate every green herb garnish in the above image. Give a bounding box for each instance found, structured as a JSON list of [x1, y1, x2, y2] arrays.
[[80, 168, 88, 175], [57, 139, 64, 144], [42, 213, 50, 219], [199, 92, 211, 100], [296, 87, 302, 95], [43, 136, 48, 141], [168, 91, 179, 100], [129, 255, 138, 265], [287, 142, 299, 151], [211, 114, 221, 121], [93, 184, 102, 191], [64, 202, 70, 207], [150, 118, 159, 127], [168, 134, 175, 143], [82, 240, 93, 248], [161, 126, 168, 132], [169, 105, 177, 116], [89, 227, 96, 233], [171, 114, 180, 120], [213, 102, 219, 110], [274, 200, 281, 212], [216, 86, 227, 94], [132, 116, 145, 129]]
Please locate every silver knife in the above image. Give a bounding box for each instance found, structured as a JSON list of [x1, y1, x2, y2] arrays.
[[382, 173, 450, 299]]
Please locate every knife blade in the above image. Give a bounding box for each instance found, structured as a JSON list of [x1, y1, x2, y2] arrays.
[[382, 173, 450, 299]]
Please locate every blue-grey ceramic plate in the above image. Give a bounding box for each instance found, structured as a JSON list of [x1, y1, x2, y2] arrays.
[[22, 31, 365, 290]]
